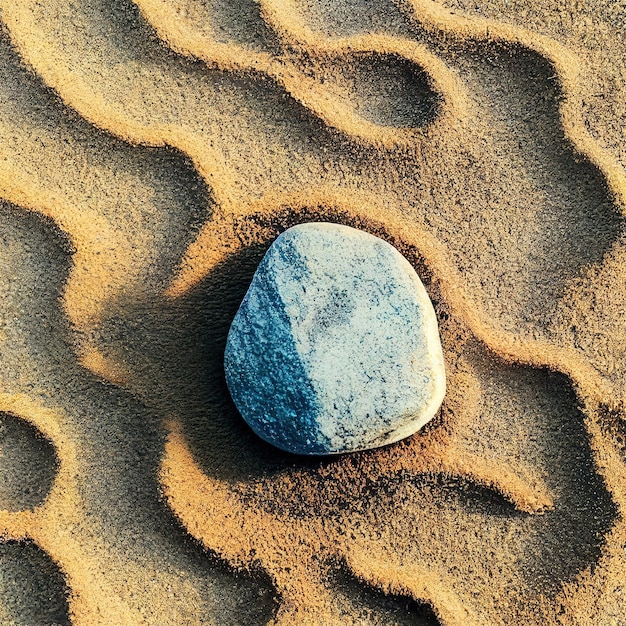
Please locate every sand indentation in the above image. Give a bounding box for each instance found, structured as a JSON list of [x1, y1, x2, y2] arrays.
[[300, 50, 440, 128], [167, 0, 278, 51], [0, 413, 58, 512], [0, 541, 70, 626], [281, 0, 414, 39]]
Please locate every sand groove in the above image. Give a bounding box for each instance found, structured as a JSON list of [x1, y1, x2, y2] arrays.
[[134, 0, 466, 146], [0, 412, 59, 513], [397, 0, 626, 204], [0, 0, 625, 624]]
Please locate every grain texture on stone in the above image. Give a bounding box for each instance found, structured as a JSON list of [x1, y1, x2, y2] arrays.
[[224, 222, 446, 454]]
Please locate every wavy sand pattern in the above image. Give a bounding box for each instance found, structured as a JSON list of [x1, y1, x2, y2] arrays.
[[0, 0, 625, 624]]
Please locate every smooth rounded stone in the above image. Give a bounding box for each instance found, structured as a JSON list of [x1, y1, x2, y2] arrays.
[[224, 222, 446, 455]]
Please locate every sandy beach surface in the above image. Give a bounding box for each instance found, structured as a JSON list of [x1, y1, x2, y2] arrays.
[[0, 1, 625, 624]]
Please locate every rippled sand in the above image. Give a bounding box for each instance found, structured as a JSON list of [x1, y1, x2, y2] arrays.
[[0, 1, 625, 624]]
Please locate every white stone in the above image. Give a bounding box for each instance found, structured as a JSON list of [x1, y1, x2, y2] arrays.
[[224, 222, 446, 454]]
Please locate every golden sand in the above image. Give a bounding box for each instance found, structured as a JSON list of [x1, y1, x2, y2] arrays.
[[0, 0, 625, 624]]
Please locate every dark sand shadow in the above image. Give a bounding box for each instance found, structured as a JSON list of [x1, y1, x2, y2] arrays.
[[414, 40, 624, 329], [0, 413, 59, 512], [0, 540, 71, 626], [0, 202, 278, 623]]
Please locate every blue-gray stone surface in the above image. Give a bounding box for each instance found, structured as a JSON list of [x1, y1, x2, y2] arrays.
[[224, 222, 446, 455]]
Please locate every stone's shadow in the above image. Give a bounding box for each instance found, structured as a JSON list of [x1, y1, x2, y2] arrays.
[[0, 412, 59, 512], [97, 208, 442, 482], [0, 540, 71, 626], [100, 241, 301, 479]]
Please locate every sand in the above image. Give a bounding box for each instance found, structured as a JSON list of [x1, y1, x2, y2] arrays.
[[0, 0, 624, 624]]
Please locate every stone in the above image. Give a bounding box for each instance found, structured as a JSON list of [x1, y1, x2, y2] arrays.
[[224, 222, 446, 455]]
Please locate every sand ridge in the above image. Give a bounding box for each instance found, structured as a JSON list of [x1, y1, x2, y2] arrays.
[[0, 0, 625, 624]]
